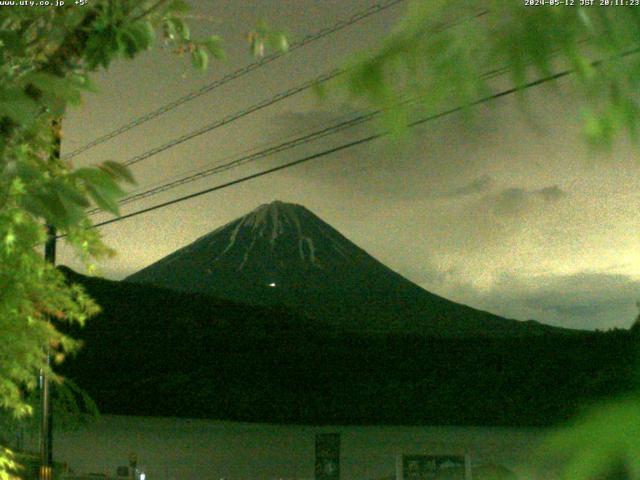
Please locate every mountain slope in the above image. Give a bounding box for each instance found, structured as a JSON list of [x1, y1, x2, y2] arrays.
[[126, 200, 573, 337]]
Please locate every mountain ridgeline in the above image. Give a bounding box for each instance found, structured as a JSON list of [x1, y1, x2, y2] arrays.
[[126, 200, 570, 338], [58, 268, 638, 426], [58, 201, 638, 425]]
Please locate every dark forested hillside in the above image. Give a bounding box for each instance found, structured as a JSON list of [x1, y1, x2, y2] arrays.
[[59, 267, 639, 426]]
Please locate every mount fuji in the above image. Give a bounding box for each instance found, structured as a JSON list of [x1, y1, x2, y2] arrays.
[[126, 200, 569, 337]]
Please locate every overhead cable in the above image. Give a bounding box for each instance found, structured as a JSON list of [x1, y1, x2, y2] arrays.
[[61, 0, 409, 161], [84, 61, 588, 233], [121, 68, 343, 167], [88, 112, 375, 214], [99, 8, 491, 171], [87, 62, 512, 215]]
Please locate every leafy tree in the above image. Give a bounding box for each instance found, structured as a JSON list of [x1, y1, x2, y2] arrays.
[[0, 379, 99, 452], [0, 2, 286, 478], [342, 0, 640, 148], [2, 0, 636, 479]]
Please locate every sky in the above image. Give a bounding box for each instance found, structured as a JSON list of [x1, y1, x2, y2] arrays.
[[58, 0, 640, 331]]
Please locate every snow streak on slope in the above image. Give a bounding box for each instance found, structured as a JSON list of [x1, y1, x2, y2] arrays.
[[216, 201, 319, 269]]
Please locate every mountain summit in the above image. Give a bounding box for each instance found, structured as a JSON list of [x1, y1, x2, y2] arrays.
[[126, 200, 567, 337]]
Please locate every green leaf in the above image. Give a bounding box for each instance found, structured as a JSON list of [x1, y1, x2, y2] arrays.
[[251, 38, 265, 58], [167, 17, 190, 41], [582, 109, 615, 148], [44, 189, 73, 227], [348, 57, 388, 101], [0, 30, 24, 55], [75, 168, 124, 194], [86, 25, 121, 69], [168, 0, 190, 14], [55, 192, 86, 226], [20, 199, 53, 224], [254, 19, 269, 36], [312, 81, 327, 100], [99, 161, 136, 185], [70, 73, 99, 94], [20, 190, 69, 227], [23, 72, 82, 105], [203, 35, 226, 60], [16, 161, 44, 184], [142, 21, 157, 49], [0, 88, 39, 124], [117, 30, 139, 59], [74, 167, 126, 213], [50, 179, 91, 208], [127, 21, 155, 52], [191, 47, 208, 71], [114, 23, 152, 58], [163, 18, 177, 40], [267, 32, 289, 52], [542, 396, 640, 480], [85, 184, 120, 215]]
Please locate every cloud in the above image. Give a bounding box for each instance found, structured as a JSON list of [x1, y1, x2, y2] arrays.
[[491, 188, 528, 216], [268, 107, 505, 201], [440, 175, 494, 198], [433, 271, 640, 331], [516, 272, 638, 319], [537, 185, 567, 202], [429, 183, 570, 255], [481, 184, 568, 217]]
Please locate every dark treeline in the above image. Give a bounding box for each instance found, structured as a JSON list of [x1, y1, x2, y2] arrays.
[[58, 267, 640, 426]]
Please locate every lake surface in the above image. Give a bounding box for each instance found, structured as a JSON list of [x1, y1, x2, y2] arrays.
[[21, 415, 559, 480]]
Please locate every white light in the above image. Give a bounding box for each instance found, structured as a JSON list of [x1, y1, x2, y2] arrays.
[[140, 474, 145, 480], [269, 282, 276, 287]]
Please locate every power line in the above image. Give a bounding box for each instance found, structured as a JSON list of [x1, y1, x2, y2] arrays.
[[90, 134, 381, 230], [84, 63, 582, 233], [94, 8, 491, 171], [119, 108, 364, 198], [97, 13, 496, 193], [87, 63, 512, 215], [89, 112, 374, 214], [121, 68, 343, 168], [61, 0, 408, 161]]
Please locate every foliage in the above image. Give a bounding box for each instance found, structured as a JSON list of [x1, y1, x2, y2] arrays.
[[2, 0, 636, 478], [0, 0, 248, 476], [0, 447, 18, 480], [247, 19, 289, 59], [0, 1, 289, 476], [540, 394, 640, 479], [4, 452, 67, 480], [341, 0, 640, 148], [0, 378, 99, 448]]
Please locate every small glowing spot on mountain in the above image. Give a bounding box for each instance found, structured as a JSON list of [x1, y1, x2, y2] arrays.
[[269, 282, 276, 287]]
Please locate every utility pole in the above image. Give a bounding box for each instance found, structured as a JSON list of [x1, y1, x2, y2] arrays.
[[40, 119, 61, 480]]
